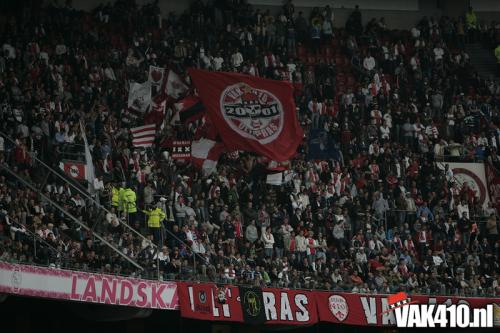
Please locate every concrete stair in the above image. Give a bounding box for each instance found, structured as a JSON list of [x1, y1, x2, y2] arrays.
[[465, 43, 498, 79]]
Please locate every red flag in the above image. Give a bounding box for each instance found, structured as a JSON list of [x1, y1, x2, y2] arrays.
[[188, 69, 303, 162], [144, 94, 166, 126], [170, 95, 205, 124], [191, 138, 226, 176]]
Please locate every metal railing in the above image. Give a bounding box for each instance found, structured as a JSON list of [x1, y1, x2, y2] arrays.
[[0, 130, 211, 281], [2, 213, 65, 265], [0, 129, 156, 252], [0, 161, 144, 271], [0, 258, 496, 298]]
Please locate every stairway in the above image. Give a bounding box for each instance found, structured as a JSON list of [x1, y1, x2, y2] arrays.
[[466, 43, 498, 79]]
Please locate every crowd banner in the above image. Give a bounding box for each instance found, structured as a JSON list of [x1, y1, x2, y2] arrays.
[[188, 69, 303, 162], [0, 262, 178, 310], [260, 287, 318, 325], [485, 162, 500, 212], [178, 282, 243, 322], [436, 162, 489, 209], [178, 282, 317, 325], [314, 291, 500, 326], [1, 265, 499, 325]]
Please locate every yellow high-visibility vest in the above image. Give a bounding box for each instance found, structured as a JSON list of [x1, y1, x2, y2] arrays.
[[123, 188, 137, 213], [118, 187, 126, 211], [144, 208, 166, 228], [495, 45, 500, 63], [111, 187, 119, 207], [465, 11, 477, 29]]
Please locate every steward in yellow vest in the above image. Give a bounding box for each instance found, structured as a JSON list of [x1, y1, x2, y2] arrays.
[[123, 188, 137, 213], [143, 207, 166, 228], [465, 7, 477, 30], [118, 187, 126, 212], [111, 186, 119, 208]]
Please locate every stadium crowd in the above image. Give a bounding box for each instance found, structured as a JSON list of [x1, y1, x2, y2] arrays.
[[0, 0, 499, 297]]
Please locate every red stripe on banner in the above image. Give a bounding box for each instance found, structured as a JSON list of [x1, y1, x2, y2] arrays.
[[132, 131, 156, 139], [131, 124, 156, 134]]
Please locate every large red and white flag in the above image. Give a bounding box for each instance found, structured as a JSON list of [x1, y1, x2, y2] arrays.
[[188, 69, 303, 161], [165, 70, 189, 99], [131, 124, 156, 148], [191, 138, 225, 176]]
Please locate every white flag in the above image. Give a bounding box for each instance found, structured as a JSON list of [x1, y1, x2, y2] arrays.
[[165, 70, 188, 99], [128, 81, 151, 113], [266, 173, 283, 186], [80, 121, 95, 192]]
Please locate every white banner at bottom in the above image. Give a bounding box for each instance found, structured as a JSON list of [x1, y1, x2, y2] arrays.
[[0, 262, 178, 310]]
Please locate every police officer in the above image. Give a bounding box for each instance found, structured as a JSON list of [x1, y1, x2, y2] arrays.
[[123, 185, 137, 225], [118, 183, 126, 214], [111, 183, 120, 210], [143, 202, 166, 244]]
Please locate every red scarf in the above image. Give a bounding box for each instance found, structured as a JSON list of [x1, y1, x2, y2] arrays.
[[308, 238, 316, 255], [234, 220, 243, 238]]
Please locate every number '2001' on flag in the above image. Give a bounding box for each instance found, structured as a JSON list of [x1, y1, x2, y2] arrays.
[[188, 69, 303, 162]]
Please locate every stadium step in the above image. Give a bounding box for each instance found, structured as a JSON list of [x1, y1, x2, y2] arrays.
[[0, 161, 144, 271], [0, 129, 155, 252], [465, 43, 498, 79]]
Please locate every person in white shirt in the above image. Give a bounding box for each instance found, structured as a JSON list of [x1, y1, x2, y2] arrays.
[[200, 49, 212, 69], [231, 48, 243, 68], [380, 121, 391, 140], [411, 27, 421, 38], [280, 220, 293, 252], [192, 239, 206, 254], [295, 229, 307, 262], [55, 44, 67, 55], [262, 227, 275, 258], [410, 55, 420, 71], [433, 43, 445, 61], [363, 54, 376, 72], [2, 43, 16, 59], [104, 65, 116, 80], [93, 176, 105, 192], [154, 246, 170, 266], [457, 200, 470, 219], [184, 201, 196, 219], [212, 52, 224, 70], [106, 207, 119, 225]]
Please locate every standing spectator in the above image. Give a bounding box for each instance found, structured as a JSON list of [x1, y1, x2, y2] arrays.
[[262, 227, 275, 258]]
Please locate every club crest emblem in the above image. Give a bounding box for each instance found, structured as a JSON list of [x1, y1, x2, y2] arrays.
[[328, 295, 348, 321], [220, 83, 284, 144]]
